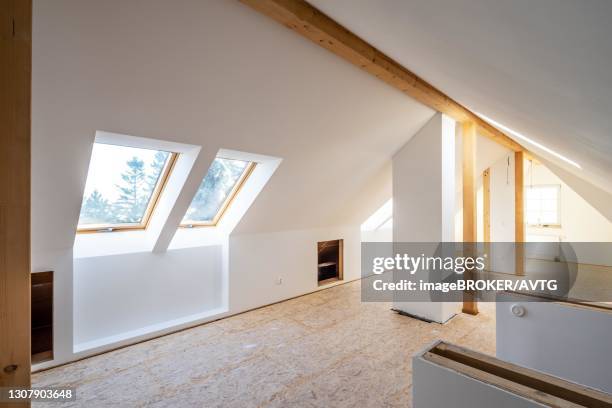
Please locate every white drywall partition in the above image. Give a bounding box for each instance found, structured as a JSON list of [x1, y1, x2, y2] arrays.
[[412, 348, 542, 408], [496, 292, 612, 393], [392, 113, 458, 323]]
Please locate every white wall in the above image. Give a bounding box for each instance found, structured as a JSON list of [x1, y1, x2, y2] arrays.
[[392, 113, 458, 323], [361, 228, 393, 243], [454, 132, 463, 242], [481, 153, 517, 273], [526, 162, 612, 265], [459, 151, 612, 266], [497, 292, 612, 393], [31, 250, 74, 367], [455, 133, 511, 243], [475, 136, 512, 242], [490, 154, 515, 242], [31, 0, 434, 368], [360, 197, 393, 242], [71, 225, 363, 355], [543, 157, 612, 224], [73, 246, 224, 348], [230, 226, 362, 313], [393, 113, 455, 243]]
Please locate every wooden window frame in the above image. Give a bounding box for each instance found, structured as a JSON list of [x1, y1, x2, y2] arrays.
[[525, 184, 562, 228], [180, 161, 256, 228], [77, 151, 178, 233]]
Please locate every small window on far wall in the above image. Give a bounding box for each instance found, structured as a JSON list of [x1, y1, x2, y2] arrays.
[[181, 158, 255, 227], [77, 143, 177, 232], [525, 185, 561, 226]]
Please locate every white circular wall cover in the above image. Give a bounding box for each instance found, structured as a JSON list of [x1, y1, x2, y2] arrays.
[[510, 304, 526, 317]]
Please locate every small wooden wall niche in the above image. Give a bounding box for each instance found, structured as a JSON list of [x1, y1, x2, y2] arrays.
[[317, 239, 344, 286], [31, 271, 53, 364]]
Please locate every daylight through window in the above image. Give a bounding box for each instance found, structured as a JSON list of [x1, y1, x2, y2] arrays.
[[181, 158, 255, 226], [78, 143, 177, 232], [525, 184, 561, 226]]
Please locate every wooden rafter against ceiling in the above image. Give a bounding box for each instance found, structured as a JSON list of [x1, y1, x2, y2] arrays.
[[239, 0, 525, 153]]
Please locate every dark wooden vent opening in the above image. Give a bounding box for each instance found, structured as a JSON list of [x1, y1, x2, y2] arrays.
[[317, 239, 343, 285], [32, 271, 53, 364]]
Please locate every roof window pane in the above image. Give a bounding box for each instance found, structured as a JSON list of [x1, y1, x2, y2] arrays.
[[182, 158, 254, 226], [78, 143, 175, 231]]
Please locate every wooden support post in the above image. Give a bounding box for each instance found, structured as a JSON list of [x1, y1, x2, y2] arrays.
[[462, 122, 478, 315], [0, 0, 32, 404], [515, 151, 525, 275], [483, 168, 491, 270], [483, 169, 491, 243]]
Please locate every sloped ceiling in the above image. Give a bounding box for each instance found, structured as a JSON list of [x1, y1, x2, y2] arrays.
[[477, 136, 511, 176], [540, 156, 612, 223], [32, 0, 434, 253], [309, 0, 612, 193]]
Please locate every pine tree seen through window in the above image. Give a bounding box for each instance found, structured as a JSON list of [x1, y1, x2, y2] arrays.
[[181, 158, 254, 226], [78, 143, 176, 231]]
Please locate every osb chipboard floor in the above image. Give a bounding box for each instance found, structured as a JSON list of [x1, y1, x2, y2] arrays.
[[33, 280, 495, 407]]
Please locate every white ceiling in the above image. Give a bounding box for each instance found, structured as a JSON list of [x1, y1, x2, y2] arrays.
[[31, 0, 434, 253], [33, 0, 612, 254], [309, 0, 612, 192]]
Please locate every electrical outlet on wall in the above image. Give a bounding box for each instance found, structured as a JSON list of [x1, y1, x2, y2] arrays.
[[275, 277, 283, 285]]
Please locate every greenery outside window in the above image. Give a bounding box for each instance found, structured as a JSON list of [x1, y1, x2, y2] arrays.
[[77, 143, 177, 232], [181, 158, 255, 227]]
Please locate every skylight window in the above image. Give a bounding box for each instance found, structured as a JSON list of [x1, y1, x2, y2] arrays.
[[181, 158, 255, 227], [78, 143, 177, 232]]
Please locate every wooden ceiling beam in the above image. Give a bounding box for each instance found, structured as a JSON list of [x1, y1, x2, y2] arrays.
[[239, 0, 525, 152]]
